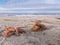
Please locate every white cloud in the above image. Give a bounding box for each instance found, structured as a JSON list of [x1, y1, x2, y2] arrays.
[[0, 7, 6, 10], [0, 0, 59, 8], [45, 0, 55, 4], [0, 0, 60, 13]]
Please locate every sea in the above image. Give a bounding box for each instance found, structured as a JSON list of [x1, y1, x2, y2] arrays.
[[0, 13, 60, 18]]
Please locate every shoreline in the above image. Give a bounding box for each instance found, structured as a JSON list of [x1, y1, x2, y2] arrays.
[[0, 15, 60, 18]]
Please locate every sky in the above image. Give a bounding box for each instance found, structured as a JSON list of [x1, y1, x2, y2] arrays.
[[0, 0, 60, 13]]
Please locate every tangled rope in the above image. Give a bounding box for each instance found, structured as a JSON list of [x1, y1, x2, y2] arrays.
[[0, 37, 6, 45]]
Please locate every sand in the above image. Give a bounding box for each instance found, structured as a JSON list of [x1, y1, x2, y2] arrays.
[[0, 15, 60, 45]]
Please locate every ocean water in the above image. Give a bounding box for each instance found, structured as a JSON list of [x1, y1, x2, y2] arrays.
[[16, 15, 60, 18], [0, 13, 60, 18]]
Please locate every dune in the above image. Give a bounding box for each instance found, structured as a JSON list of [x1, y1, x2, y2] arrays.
[[0, 15, 60, 45]]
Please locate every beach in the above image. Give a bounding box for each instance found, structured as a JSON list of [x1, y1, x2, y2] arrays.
[[0, 15, 60, 45]]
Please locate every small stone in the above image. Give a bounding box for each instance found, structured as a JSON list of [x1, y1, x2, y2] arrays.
[[48, 44, 52, 45], [43, 32, 46, 35], [48, 44, 55, 45]]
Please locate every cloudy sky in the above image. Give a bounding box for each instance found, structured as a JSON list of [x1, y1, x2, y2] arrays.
[[0, 0, 60, 13]]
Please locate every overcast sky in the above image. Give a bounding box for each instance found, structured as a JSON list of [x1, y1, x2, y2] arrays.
[[0, 0, 60, 13]]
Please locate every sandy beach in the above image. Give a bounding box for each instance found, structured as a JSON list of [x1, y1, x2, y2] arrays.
[[0, 15, 60, 45]]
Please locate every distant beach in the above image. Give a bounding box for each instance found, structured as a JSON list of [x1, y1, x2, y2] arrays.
[[15, 15, 60, 18]]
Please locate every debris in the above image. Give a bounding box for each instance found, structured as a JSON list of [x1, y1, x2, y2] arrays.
[[2, 27, 26, 38], [31, 20, 47, 32], [0, 37, 6, 45]]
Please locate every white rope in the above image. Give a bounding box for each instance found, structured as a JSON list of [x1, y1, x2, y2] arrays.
[[0, 37, 6, 45]]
